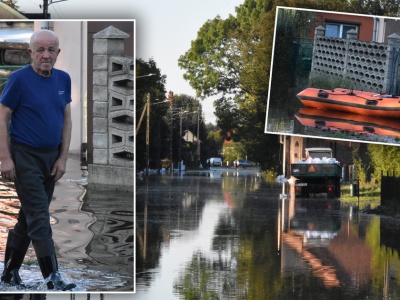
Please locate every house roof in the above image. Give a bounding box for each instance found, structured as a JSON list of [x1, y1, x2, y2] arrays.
[[183, 130, 201, 143]]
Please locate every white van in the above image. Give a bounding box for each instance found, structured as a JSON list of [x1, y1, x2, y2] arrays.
[[208, 157, 222, 166]]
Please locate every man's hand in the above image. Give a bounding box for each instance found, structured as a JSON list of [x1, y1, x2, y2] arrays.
[[0, 157, 15, 181], [51, 158, 67, 182]]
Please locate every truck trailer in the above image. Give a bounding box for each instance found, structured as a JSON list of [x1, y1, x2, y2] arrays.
[[291, 148, 342, 199]]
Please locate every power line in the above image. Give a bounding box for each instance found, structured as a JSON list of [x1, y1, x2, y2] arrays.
[[51, 2, 66, 18], [41, 0, 68, 19]]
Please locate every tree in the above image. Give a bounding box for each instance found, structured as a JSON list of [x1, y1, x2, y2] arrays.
[[136, 58, 167, 171], [223, 141, 246, 163], [348, 0, 400, 16], [1, 0, 19, 11], [368, 144, 400, 182], [204, 126, 224, 160], [164, 94, 205, 168], [178, 0, 279, 170], [179, 0, 397, 171], [214, 96, 240, 139], [178, 15, 241, 99]]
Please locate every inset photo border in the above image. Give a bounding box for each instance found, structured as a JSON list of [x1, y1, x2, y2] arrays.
[[265, 6, 400, 146], [0, 20, 134, 294]]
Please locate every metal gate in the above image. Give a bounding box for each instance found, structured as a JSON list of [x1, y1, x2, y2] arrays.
[[387, 47, 400, 95]]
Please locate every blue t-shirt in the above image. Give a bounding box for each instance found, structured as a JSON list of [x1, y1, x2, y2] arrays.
[[0, 65, 72, 148]]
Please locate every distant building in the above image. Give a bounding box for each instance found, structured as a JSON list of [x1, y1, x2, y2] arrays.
[[183, 129, 200, 143]]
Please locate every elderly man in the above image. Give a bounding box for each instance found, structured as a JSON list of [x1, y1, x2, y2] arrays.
[[0, 29, 75, 291]]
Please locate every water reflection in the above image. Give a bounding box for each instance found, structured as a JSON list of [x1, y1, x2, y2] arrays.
[[266, 97, 400, 145], [79, 188, 134, 290], [136, 172, 400, 299], [0, 157, 133, 292], [295, 107, 400, 144]]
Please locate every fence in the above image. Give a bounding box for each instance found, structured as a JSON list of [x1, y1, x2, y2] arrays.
[[381, 173, 400, 206], [88, 25, 133, 190], [310, 26, 400, 94]]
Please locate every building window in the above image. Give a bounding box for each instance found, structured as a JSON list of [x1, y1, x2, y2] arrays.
[[325, 23, 358, 38]]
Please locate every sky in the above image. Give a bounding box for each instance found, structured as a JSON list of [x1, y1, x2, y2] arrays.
[[17, 0, 244, 123], [17, 0, 135, 18], [131, 0, 245, 124]]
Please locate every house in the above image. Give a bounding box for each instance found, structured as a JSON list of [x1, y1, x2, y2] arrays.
[[312, 11, 378, 41], [183, 129, 200, 143], [302, 9, 390, 43]]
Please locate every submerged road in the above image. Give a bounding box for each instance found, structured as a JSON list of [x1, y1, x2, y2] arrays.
[[135, 169, 400, 299]]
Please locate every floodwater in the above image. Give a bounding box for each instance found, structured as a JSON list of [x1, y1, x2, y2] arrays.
[[266, 97, 400, 146], [135, 169, 400, 299], [0, 156, 134, 293]]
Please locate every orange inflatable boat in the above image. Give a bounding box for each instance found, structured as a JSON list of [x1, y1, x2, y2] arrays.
[[296, 88, 400, 118]]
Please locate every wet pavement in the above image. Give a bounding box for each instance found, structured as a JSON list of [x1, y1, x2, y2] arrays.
[[0, 155, 134, 293], [135, 169, 400, 299]]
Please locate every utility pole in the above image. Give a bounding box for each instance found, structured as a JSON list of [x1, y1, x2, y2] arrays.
[[168, 91, 174, 176], [197, 107, 201, 166], [41, 0, 69, 19], [146, 93, 150, 176], [179, 107, 183, 174], [42, 0, 49, 19]]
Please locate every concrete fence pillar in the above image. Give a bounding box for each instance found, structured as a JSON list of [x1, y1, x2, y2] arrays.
[[346, 29, 358, 40], [314, 25, 325, 37], [89, 25, 133, 190], [310, 26, 325, 76], [385, 33, 400, 94]]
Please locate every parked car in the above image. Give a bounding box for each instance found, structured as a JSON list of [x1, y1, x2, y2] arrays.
[[207, 157, 222, 167], [234, 159, 253, 168]]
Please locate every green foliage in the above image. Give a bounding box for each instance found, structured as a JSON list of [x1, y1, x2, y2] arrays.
[[135, 59, 167, 171], [214, 97, 241, 140], [347, 0, 400, 16], [205, 129, 224, 159], [223, 141, 246, 162], [309, 75, 350, 90], [277, 0, 352, 13], [353, 148, 368, 185], [1, 0, 19, 11], [179, 0, 400, 170], [178, 15, 241, 98], [262, 169, 278, 183], [167, 94, 205, 168], [174, 253, 219, 300], [368, 143, 400, 182]]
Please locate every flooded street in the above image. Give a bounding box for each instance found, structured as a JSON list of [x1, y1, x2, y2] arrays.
[[0, 156, 134, 293], [135, 169, 400, 299]]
